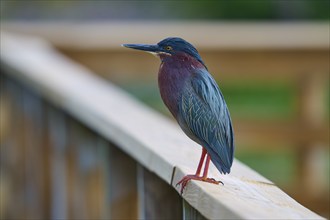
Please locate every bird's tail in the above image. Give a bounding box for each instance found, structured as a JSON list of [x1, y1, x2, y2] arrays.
[[207, 146, 233, 175], [210, 156, 231, 174]]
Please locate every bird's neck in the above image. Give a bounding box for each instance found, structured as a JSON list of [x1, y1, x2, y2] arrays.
[[159, 52, 205, 70], [158, 52, 205, 118]]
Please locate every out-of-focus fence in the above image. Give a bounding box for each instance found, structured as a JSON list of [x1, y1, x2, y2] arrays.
[[2, 22, 328, 216], [0, 31, 326, 219]]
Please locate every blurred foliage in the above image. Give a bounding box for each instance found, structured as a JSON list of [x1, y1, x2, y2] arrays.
[[221, 81, 296, 120], [1, 0, 329, 21], [183, 0, 330, 20], [236, 148, 297, 186], [116, 79, 296, 120]]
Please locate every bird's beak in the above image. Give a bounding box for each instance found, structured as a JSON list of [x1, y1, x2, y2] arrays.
[[122, 43, 171, 56], [122, 44, 160, 53]]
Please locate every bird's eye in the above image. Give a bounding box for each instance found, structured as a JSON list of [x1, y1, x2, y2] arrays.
[[164, 46, 173, 51]]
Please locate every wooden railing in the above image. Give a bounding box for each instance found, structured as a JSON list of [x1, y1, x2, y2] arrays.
[[0, 31, 325, 219]]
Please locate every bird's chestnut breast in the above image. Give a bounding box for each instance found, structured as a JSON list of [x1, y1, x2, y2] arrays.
[[158, 53, 204, 118]]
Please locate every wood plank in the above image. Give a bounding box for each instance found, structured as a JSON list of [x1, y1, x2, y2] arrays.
[[0, 31, 325, 219], [173, 161, 322, 219]]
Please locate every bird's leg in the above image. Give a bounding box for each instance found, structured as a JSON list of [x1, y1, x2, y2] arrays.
[[201, 154, 211, 178], [201, 155, 223, 185], [195, 148, 207, 176], [176, 149, 223, 194]]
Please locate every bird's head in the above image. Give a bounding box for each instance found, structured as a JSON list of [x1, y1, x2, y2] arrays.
[[122, 37, 206, 68]]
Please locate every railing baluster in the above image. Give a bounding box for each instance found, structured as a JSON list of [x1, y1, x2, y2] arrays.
[[108, 145, 138, 219], [1, 76, 26, 219], [48, 107, 68, 220], [71, 124, 106, 219], [182, 200, 207, 220], [22, 88, 46, 219], [137, 165, 182, 219], [95, 137, 111, 219]]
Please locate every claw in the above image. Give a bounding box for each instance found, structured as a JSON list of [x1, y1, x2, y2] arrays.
[[176, 174, 223, 194], [209, 178, 224, 185]]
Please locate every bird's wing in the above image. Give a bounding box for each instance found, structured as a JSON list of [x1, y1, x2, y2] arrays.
[[180, 68, 234, 174]]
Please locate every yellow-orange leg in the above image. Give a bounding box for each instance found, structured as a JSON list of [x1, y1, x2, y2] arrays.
[[176, 148, 223, 194]]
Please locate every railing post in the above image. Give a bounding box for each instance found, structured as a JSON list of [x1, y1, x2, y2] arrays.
[[296, 72, 328, 196]]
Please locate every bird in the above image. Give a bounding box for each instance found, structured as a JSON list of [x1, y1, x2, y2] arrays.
[[123, 37, 234, 194]]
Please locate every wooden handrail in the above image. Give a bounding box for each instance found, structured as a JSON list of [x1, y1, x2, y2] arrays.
[[2, 21, 329, 50], [0, 31, 324, 219]]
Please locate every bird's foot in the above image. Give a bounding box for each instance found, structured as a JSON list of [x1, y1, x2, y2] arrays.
[[176, 174, 223, 194]]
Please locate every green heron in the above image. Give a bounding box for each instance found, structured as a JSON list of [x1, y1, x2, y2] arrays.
[[123, 37, 234, 194]]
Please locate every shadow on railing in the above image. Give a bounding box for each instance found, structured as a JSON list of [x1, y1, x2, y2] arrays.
[[0, 31, 325, 219]]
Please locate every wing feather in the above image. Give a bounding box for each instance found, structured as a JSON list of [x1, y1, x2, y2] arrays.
[[179, 69, 234, 174]]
